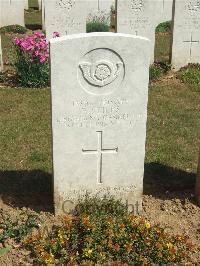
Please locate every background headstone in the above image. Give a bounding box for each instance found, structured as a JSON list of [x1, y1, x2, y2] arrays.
[[24, 0, 29, 9], [44, 0, 87, 40], [171, 0, 200, 69], [50, 32, 150, 214], [87, 0, 114, 15], [117, 0, 173, 62], [38, 0, 42, 10], [0, 0, 25, 27], [0, 35, 3, 72], [160, 0, 173, 22]]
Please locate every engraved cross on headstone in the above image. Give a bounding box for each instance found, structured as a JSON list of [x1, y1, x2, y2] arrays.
[[82, 131, 118, 184], [183, 33, 200, 60]]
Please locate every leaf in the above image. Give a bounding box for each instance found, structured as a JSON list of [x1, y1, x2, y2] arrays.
[[0, 247, 11, 256]]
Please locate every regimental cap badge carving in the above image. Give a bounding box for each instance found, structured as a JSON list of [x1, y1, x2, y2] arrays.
[[131, 0, 144, 12], [79, 60, 123, 87], [78, 48, 125, 95], [57, 0, 75, 10], [186, 0, 200, 14]]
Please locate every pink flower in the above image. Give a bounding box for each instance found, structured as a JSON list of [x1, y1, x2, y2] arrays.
[[13, 32, 49, 64], [53, 32, 60, 38], [33, 31, 45, 38], [14, 37, 21, 45], [39, 55, 47, 63]]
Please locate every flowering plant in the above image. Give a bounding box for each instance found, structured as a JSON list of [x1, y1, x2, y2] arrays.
[[23, 196, 197, 265], [14, 32, 49, 64], [13, 31, 59, 87]]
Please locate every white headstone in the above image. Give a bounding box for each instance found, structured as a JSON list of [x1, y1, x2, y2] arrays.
[[160, 0, 173, 23], [38, 0, 42, 10], [0, 0, 25, 27], [171, 0, 200, 70], [117, 0, 172, 62], [0, 35, 3, 72], [50, 32, 150, 214], [87, 0, 114, 15], [44, 0, 87, 40], [24, 0, 29, 9], [41, 0, 45, 30], [99, 0, 115, 13]]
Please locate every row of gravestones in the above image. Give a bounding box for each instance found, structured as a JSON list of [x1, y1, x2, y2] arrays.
[[0, 0, 114, 71], [45, 0, 200, 70], [48, 2, 200, 213], [44, 0, 200, 70], [1, 0, 200, 71], [0, 1, 199, 215]]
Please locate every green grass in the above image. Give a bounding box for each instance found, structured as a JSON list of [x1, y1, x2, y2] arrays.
[[146, 82, 200, 172], [0, 88, 52, 172], [1, 34, 14, 66], [0, 82, 199, 176], [154, 33, 171, 62]]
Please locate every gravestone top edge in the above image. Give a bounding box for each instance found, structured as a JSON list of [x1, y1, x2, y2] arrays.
[[49, 32, 151, 44]]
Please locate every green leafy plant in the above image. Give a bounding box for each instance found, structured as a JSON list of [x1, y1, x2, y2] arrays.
[[177, 63, 200, 88], [156, 21, 172, 33], [13, 31, 50, 88], [150, 61, 171, 81], [0, 71, 5, 83], [87, 21, 109, 33], [0, 25, 27, 34], [0, 210, 39, 244], [23, 196, 197, 265], [87, 13, 109, 33], [0, 247, 11, 256]]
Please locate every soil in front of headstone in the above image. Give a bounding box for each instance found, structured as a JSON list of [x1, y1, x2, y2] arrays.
[[0, 189, 200, 265]]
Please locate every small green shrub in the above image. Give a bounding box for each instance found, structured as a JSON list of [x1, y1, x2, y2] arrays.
[[0, 25, 27, 34], [0, 71, 5, 83], [177, 63, 200, 87], [150, 61, 171, 81], [87, 14, 109, 33], [0, 210, 39, 244], [156, 21, 172, 33], [87, 21, 109, 33]]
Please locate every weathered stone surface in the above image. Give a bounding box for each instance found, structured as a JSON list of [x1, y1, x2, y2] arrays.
[[160, 0, 173, 22], [24, 0, 29, 9], [117, 0, 173, 62], [44, 0, 86, 40], [0, 0, 25, 27], [87, 0, 115, 15], [38, 0, 42, 10], [50, 32, 150, 214], [171, 0, 200, 69], [117, 0, 158, 62]]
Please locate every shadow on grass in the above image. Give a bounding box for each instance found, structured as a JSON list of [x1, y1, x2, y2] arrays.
[[25, 24, 42, 30], [0, 170, 54, 213], [144, 162, 196, 199], [0, 164, 196, 213]]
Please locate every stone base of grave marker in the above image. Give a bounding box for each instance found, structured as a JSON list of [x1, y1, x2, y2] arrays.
[[50, 33, 150, 215]]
